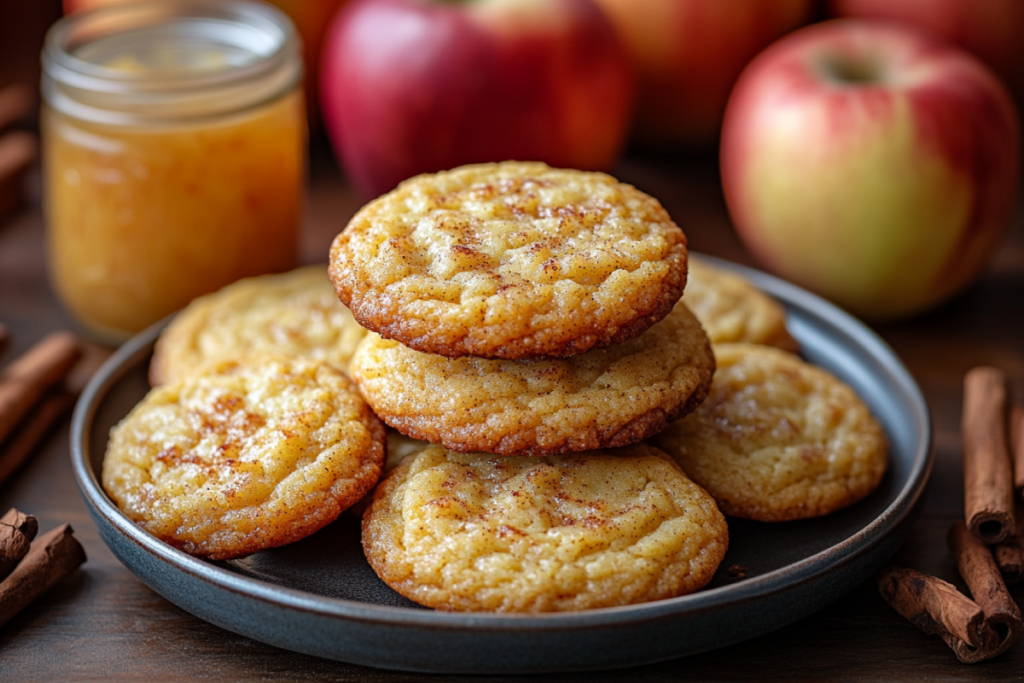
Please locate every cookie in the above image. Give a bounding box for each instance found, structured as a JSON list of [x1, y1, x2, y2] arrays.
[[651, 343, 888, 522], [103, 355, 386, 560], [682, 258, 797, 351], [362, 444, 728, 612], [350, 301, 715, 456], [150, 265, 367, 385], [329, 161, 688, 359]]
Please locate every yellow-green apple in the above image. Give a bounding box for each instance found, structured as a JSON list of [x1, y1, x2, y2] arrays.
[[829, 0, 1024, 104], [319, 0, 635, 198], [591, 0, 812, 147], [720, 20, 1020, 320]]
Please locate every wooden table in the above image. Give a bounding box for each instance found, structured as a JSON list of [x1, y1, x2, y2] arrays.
[[1, 141, 1023, 680]]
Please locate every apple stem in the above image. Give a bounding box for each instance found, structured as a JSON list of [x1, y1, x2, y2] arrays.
[[821, 57, 881, 86]]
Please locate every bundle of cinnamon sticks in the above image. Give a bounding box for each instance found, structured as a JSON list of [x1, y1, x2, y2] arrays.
[[0, 508, 86, 628], [0, 330, 109, 625], [878, 366, 1024, 663], [0, 329, 110, 488]]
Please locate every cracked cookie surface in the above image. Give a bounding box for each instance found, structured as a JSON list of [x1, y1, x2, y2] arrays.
[[150, 266, 367, 385], [681, 258, 797, 351], [104, 355, 385, 560], [350, 302, 714, 455], [362, 443, 728, 612], [329, 161, 688, 359], [652, 344, 888, 521]]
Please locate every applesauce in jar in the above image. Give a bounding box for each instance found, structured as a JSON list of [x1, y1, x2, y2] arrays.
[[42, 0, 305, 342]]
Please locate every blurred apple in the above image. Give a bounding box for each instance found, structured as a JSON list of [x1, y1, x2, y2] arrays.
[[63, 0, 124, 10], [591, 0, 812, 148], [63, 0, 347, 129], [829, 0, 1024, 104], [320, 0, 634, 199], [258, 0, 349, 129], [720, 20, 1020, 320]]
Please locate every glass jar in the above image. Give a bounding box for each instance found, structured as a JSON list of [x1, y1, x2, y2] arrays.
[[42, 0, 305, 343]]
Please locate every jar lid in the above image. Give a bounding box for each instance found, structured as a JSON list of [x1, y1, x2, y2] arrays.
[[42, 0, 302, 125]]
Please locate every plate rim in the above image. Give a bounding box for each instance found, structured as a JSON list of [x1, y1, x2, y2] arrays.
[[69, 255, 934, 633]]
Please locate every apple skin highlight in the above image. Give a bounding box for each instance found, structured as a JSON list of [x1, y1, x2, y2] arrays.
[[320, 0, 634, 199], [720, 20, 1020, 320]]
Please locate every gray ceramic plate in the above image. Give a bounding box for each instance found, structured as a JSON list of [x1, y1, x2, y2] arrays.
[[71, 256, 932, 674]]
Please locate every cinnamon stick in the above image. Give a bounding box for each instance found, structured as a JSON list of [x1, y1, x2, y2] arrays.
[[0, 341, 110, 488], [949, 521, 1022, 660], [0, 508, 37, 580], [994, 505, 1024, 584], [0, 331, 80, 448], [962, 367, 1015, 544], [0, 524, 86, 628], [877, 565, 990, 652], [993, 541, 1024, 585], [0, 390, 76, 488]]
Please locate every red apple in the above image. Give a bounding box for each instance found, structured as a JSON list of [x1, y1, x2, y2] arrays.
[[319, 0, 635, 199], [829, 0, 1024, 104], [720, 19, 1020, 320], [63, 0, 113, 10], [591, 0, 812, 147]]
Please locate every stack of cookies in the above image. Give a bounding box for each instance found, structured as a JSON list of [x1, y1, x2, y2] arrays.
[[328, 162, 730, 612], [333, 162, 717, 456], [101, 161, 889, 615]]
